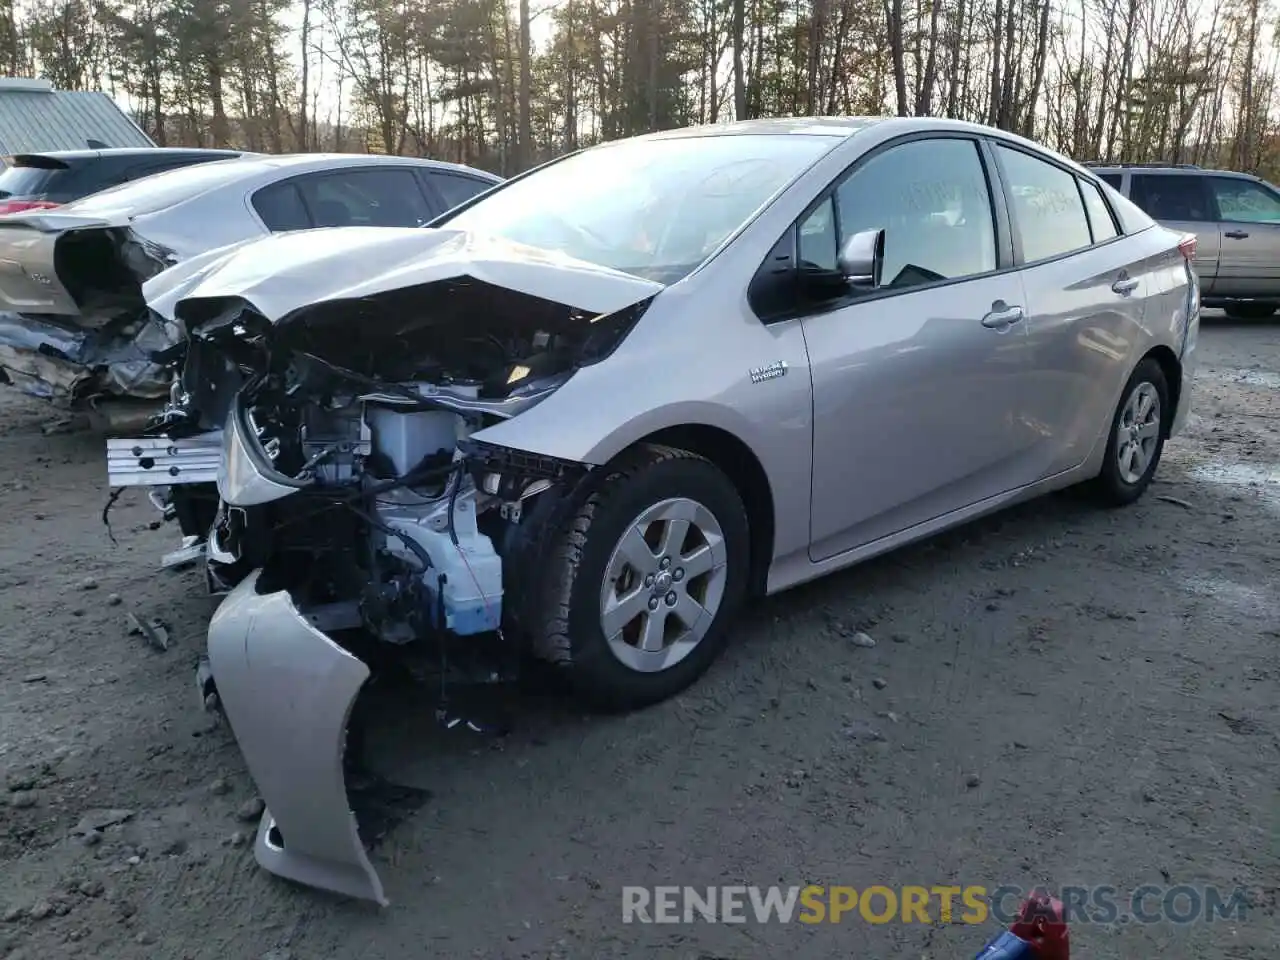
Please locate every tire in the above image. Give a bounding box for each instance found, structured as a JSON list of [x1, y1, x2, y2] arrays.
[[1090, 357, 1170, 506], [531, 443, 750, 711], [1224, 303, 1276, 320]]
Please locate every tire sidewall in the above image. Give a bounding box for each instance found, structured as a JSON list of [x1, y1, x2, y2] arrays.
[[564, 455, 750, 708], [1225, 304, 1276, 320], [1099, 358, 1170, 504]]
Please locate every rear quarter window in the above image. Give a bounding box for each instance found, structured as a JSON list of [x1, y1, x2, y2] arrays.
[[1079, 179, 1120, 241], [1100, 181, 1156, 234], [63, 159, 251, 216]]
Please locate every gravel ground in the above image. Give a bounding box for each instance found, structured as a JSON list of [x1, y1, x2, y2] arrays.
[[1, 316, 1277, 960]]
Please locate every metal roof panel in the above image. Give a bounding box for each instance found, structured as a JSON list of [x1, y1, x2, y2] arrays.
[[0, 88, 153, 156]]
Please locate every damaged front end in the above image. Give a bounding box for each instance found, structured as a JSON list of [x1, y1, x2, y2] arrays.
[[114, 228, 659, 903], [0, 216, 180, 409]]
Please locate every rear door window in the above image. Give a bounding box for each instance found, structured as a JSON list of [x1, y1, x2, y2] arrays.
[[251, 180, 313, 231], [1096, 173, 1122, 190], [1129, 174, 1215, 221], [995, 144, 1092, 261], [295, 167, 433, 227]]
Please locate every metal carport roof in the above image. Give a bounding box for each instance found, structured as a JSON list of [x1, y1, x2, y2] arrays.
[[0, 78, 154, 156]]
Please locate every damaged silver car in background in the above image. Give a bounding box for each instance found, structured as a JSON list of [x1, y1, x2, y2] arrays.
[[0, 152, 500, 424], [108, 117, 1198, 905]]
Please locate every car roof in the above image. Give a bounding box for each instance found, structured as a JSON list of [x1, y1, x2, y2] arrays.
[[59, 151, 501, 220], [635, 117, 889, 141], [619, 116, 1086, 162], [245, 152, 502, 180], [1085, 163, 1260, 181]]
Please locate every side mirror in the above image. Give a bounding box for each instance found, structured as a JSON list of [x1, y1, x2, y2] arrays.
[[838, 228, 885, 288]]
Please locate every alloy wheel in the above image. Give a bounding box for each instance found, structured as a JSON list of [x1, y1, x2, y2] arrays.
[[598, 497, 729, 673], [1116, 380, 1162, 485]]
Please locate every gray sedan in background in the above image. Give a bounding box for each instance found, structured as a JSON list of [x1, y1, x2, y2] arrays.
[[0, 152, 500, 408]]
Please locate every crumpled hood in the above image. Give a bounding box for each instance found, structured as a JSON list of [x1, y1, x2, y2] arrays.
[[144, 226, 666, 326]]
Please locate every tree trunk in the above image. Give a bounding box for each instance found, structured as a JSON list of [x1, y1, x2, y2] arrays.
[[732, 0, 747, 119], [518, 0, 532, 170]]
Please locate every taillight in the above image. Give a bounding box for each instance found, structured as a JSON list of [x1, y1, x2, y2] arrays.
[[0, 199, 60, 215], [1177, 234, 1198, 261]]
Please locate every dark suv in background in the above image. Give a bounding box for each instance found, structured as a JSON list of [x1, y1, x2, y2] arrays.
[[0, 147, 248, 215], [1087, 162, 1280, 319]]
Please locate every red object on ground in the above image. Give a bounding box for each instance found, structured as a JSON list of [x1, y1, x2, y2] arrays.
[[1009, 894, 1070, 960]]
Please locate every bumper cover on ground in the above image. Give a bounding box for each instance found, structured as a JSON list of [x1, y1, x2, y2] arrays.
[[207, 570, 387, 905]]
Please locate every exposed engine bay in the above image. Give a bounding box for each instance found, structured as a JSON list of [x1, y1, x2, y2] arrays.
[[98, 226, 670, 905], [158, 275, 650, 638], [100, 239, 661, 905], [112, 227, 671, 661]]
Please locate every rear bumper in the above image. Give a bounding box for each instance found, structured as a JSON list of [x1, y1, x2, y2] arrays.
[[207, 570, 387, 904]]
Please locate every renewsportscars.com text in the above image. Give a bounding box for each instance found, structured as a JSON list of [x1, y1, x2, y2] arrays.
[[621, 884, 1252, 925]]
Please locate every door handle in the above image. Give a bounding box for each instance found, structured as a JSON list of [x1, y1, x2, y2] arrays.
[[1112, 277, 1140, 295], [981, 304, 1024, 328], [1225, 229, 1249, 239]]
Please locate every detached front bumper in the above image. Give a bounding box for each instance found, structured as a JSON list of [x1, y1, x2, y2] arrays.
[[207, 570, 387, 905]]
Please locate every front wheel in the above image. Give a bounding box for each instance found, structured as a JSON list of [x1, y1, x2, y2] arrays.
[[532, 444, 750, 711], [1090, 357, 1169, 506]]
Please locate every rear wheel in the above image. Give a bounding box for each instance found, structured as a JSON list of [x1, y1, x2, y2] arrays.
[[1224, 303, 1276, 320], [1090, 357, 1169, 506], [532, 444, 749, 711]]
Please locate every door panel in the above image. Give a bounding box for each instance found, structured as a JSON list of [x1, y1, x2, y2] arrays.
[[1206, 177, 1280, 297], [802, 135, 1038, 563], [994, 148, 1150, 475], [1016, 243, 1150, 475], [1128, 173, 1221, 290], [805, 276, 1036, 561]]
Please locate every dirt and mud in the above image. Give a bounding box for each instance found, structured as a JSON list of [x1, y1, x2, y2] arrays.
[[0, 316, 1276, 960]]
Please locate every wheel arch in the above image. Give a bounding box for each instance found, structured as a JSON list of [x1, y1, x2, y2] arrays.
[[1142, 344, 1182, 431], [636, 423, 776, 598]]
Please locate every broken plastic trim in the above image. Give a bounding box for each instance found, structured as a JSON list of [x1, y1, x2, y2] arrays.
[[458, 437, 590, 501], [217, 394, 308, 507]]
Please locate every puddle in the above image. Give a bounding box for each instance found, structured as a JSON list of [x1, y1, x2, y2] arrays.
[[1183, 459, 1280, 514], [1179, 575, 1280, 618], [1206, 368, 1280, 389], [1187, 461, 1280, 488]]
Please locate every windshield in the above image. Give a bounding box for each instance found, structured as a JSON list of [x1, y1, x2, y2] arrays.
[[440, 133, 838, 283]]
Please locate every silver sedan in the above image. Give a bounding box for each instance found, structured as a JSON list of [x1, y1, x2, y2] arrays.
[[131, 116, 1199, 904]]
